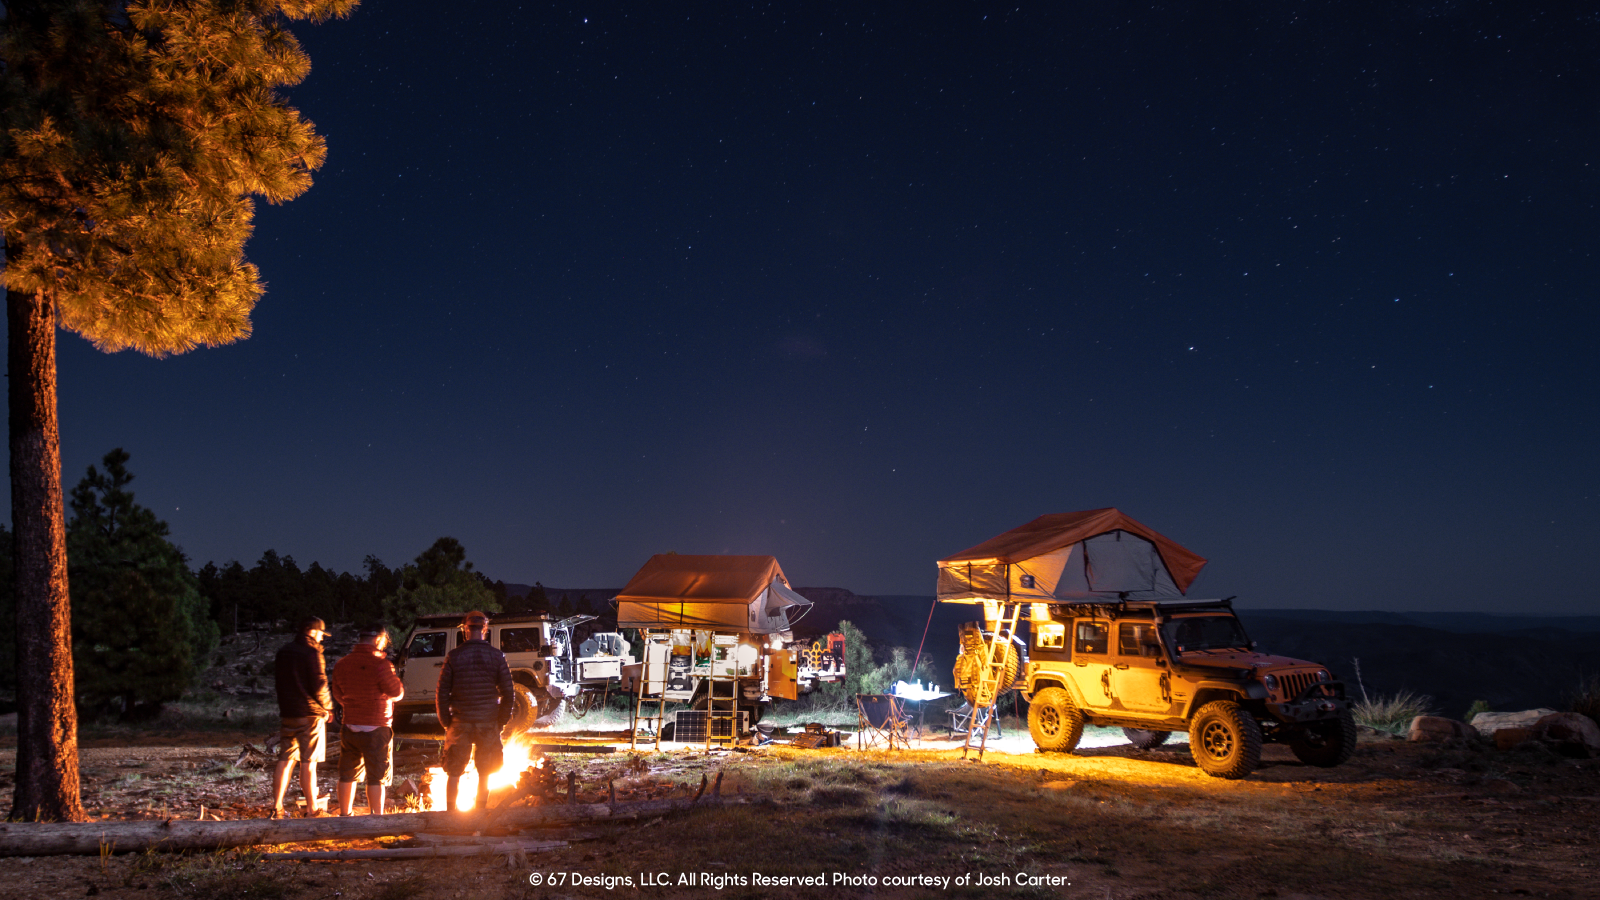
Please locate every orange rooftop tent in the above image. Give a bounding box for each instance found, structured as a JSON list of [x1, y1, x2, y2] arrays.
[[614, 554, 812, 635], [937, 508, 1207, 604]]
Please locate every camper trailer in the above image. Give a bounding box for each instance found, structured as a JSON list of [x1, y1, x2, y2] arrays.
[[615, 554, 845, 743]]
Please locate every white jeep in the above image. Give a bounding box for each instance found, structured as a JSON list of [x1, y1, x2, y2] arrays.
[[395, 612, 633, 734]]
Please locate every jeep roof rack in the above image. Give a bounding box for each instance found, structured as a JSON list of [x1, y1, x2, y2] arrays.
[[1046, 597, 1237, 618]]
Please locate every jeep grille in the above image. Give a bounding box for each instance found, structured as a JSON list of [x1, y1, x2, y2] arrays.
[[1280, 671, 1318, 699]]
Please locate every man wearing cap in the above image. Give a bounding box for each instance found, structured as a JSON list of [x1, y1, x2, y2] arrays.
[[271, 616, 333, 818], [436, 611, 514, 812], [330, 626, 405, 815]]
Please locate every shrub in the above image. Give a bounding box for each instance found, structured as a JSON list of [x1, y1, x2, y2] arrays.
[[1353, 690, 1435, 735], [1464, 699, 1493, 721], [1570, 673, 1600, 727]]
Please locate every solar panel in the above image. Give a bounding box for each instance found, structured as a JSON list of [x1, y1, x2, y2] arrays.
[[671, 709, 749, 742]]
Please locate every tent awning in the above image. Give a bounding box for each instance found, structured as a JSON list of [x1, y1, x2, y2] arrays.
[[614, 554, 811, 634]]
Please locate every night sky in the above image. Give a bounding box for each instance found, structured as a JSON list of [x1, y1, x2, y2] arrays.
[[14, 2, 1600, 613]]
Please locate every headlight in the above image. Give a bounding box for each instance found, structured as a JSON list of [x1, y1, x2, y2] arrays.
[[1315, 670, 1330, 683], [1261, 674, 1279, 692]]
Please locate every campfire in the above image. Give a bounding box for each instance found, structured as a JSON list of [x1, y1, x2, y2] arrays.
[[422, 736, 551, 812]]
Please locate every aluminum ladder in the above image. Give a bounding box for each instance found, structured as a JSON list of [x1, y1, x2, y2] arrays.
[[963, 602, 1021, 760]]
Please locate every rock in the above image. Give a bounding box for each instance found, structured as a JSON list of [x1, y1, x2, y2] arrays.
[[1408, 715, 1477, 743], [1471, 709, 1558, 738], [1494, 727, 1533, 751], [1531, 712, 1600, 758], [1357, 724, 1404, 741], [1482, 778, 1521, 794]]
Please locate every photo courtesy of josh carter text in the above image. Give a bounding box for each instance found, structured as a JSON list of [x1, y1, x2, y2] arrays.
[[527, 870, 1075, 891]]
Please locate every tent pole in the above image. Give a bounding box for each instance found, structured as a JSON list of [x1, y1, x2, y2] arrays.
[[909, 596, 937, 683]]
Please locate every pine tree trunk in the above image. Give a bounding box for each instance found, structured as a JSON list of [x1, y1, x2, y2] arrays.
[[7, 285, 84, 823]]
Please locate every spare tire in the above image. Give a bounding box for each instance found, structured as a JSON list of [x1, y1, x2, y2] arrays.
[[952, 624, 1027, 706]]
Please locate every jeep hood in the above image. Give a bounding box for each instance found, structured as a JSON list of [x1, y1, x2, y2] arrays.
[[1174, 651, 1323, 671]]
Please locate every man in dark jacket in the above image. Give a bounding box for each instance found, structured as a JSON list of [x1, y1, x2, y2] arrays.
[[330, 626, 404, 815], [436, 611, 514, 812], [272, 616, 333, 817]]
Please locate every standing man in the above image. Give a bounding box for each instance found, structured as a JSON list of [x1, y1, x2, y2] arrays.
[[330, 626, 404, 815], [436, 611, 514, 813], [271, 616, 333, 818]]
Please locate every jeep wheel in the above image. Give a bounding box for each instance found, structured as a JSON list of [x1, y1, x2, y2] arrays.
[[1289, 707, 1357, 768], [1123, 728, 1171, 749], [503, 684, 538, 739], [1027, 687, 1084, 752], [1189, 700, 1263, 779]]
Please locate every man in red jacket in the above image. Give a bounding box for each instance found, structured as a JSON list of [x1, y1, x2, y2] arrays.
[[330, 626, 405, 815]]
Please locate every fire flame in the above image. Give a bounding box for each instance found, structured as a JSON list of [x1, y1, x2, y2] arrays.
[[425, 735, 543, 812]]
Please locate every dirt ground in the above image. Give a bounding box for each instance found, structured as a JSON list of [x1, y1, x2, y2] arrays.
[[1, 722, 1596, 900]]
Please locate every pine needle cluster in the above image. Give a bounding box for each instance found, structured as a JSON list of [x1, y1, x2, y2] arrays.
[[0, 0, 358, 355]]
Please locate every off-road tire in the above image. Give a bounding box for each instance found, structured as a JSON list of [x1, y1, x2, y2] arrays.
[[504, 684, 538, 739], [1189, 700, 1263, 779], [1123, 728, 1171, 749], [1289, 707, 1357, 768], [1027, 687, 1085, 752]]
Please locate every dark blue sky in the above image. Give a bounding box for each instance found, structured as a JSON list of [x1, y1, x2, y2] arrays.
[[18, 2, 1600, 612]]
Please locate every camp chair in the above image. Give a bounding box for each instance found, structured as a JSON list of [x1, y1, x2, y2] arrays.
[[855, 694, 911, 751], [946, 701, 1001, 740]]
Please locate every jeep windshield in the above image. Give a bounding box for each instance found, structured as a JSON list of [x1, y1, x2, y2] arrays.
[[1162, 615, 1251, 653]]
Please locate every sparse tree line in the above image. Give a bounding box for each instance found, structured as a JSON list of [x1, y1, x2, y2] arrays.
[[0, 449, 557, 720]]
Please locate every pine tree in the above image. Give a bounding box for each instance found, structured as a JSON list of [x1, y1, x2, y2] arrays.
[[382, 537, 500, 634], [68, 449, 217, 718], [0, 0, 356, 820]]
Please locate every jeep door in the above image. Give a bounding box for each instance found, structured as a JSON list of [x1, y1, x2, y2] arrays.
[[1110, 622, 1172, 713], [1071, 620, 1116, 711], [401, 629, 453, 703]]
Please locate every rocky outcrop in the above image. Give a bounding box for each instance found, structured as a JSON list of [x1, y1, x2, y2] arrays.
[[1531, 712, 1600, 758], [1492, 727, 1534, 751], [1470, 708, 1557, 738], [1407, 715, 1478, 743]]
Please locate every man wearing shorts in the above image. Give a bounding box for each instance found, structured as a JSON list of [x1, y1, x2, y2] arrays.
[[436, 611, 514, 812], [331, 626, 404, 815], [272, 616, 333, 818]]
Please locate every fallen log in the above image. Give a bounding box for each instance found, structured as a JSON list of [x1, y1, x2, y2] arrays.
[[0, 797, 735, 857], [261, 840, 566, 861]]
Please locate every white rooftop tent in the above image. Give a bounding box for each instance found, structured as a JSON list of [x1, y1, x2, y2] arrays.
[[937, 508, 1207, 604]]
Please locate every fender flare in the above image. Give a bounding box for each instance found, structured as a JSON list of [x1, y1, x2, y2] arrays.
[[1180, 682, 1255, 718], [1025, 673, 1087, 709]]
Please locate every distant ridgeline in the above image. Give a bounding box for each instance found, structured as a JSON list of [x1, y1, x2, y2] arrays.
[[1236, 608, 1600, 717]]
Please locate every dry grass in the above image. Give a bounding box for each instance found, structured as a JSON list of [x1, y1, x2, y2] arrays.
[[1354, 690, 1436, 734]]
